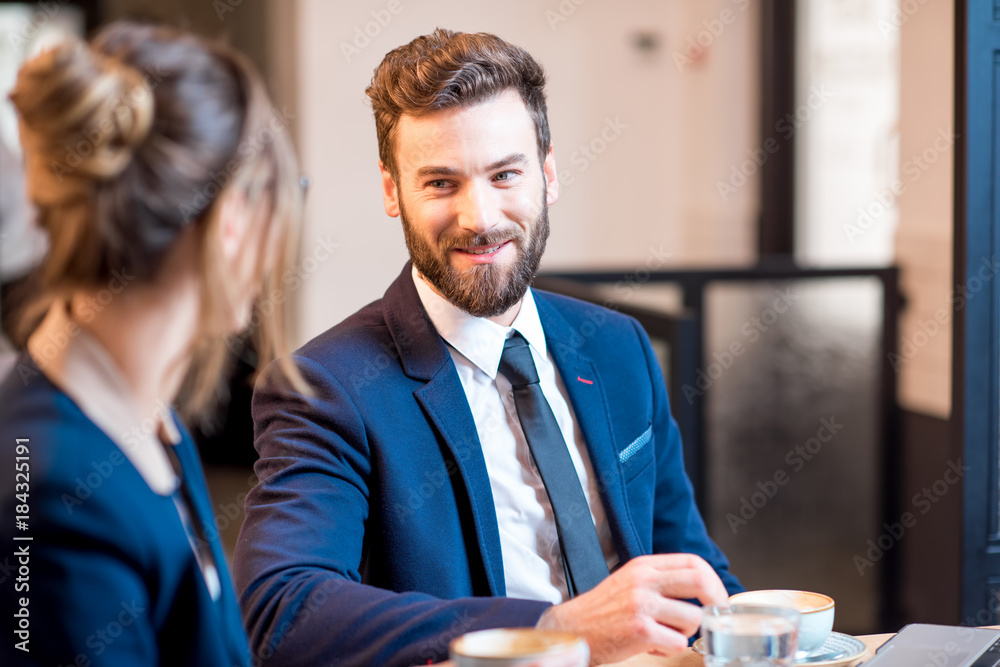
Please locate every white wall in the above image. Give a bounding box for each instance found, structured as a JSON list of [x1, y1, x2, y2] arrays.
[[790, 0, 953, 417], [794, 0, 900, 267], [284, 0, 761, 346], [894, 0, 954, 417]]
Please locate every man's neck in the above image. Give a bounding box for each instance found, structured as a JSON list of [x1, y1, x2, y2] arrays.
[[487, 300, 522, 327], [415, 269, 523, 327]]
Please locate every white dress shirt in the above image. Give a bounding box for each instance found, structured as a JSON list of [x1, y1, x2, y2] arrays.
[[412, 267, 619, 603]]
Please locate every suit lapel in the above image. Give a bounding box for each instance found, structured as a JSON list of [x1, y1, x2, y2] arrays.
[[170, 429, 246, 661], [414, 375, 506, 595], [536, 293, 643, 560], [382, 264, 506, 595]]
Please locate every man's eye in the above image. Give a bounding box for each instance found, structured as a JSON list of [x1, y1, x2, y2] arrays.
[[428, 180, 449, 188], [494, 171, 515, 182]]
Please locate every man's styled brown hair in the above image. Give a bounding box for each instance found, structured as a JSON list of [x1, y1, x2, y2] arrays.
[[366, 28, 551, 178]]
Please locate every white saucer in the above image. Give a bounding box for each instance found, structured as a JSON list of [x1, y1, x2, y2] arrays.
[[694, 631, 867, 666]]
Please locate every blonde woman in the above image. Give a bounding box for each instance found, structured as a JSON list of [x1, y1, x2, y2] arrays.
[[1, 22, 306, 666]]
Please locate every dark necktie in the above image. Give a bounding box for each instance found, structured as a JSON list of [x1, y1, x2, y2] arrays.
[[498, 332, 610, 597]]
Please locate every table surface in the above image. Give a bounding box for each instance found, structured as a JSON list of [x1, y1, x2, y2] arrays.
[[439, 627, 1000, 666], [436, 633, 891, 666], [604, 633, 891, 666]]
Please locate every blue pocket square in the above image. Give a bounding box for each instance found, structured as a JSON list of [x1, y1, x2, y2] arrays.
[[619, 425, 652, 464]]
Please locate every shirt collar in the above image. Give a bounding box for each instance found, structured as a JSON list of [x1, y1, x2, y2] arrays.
[[412, 265, 547, 380], [27, 300, 180, 496]]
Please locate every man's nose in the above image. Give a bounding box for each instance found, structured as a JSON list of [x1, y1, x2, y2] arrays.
[[456, 181, 499, 233]]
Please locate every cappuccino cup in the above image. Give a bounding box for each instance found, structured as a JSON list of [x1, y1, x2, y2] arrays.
[[449, 628, 589, 667], [728, 589, 835, 653]]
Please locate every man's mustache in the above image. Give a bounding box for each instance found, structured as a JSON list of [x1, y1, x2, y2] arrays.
[[439, 226, 524, 251]]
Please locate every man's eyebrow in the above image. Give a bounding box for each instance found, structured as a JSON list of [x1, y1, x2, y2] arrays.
[[485, 153, 528, 172], [415, 165, 460, 178], [413, 153, 529, 180]]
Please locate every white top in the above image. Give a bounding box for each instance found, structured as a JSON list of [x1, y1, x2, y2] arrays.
[[25, 300, 222, 600], [26, 300, 179, 495], [412, 267, 619, 603]]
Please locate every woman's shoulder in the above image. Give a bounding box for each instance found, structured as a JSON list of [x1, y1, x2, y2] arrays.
[[0, 356, 110, 463], [0, 357, 163, 520]]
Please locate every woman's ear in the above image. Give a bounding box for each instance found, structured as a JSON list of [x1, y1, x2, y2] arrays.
[[217, 189, 252, 262]]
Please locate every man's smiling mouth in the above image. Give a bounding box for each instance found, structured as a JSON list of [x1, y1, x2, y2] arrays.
[[454, 240, 512, 256], [460, 244, 503, 255]]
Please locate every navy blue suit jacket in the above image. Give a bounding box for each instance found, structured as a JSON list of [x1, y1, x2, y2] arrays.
[[235, 263, 741, 666], [0, 360, 250, 666]]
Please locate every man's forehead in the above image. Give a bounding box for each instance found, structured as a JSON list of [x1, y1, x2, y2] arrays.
[[393, 90, 536, 173]]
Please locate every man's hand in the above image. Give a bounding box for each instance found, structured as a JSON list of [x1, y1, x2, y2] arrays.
[[534, 554, 728, 665]]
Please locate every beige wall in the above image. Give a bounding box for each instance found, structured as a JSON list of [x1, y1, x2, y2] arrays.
[[281, 0, 761, 346], [894, 0, 954, 417]]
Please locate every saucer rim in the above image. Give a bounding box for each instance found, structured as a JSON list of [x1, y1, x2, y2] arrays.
[[693, 631, 867, 665]]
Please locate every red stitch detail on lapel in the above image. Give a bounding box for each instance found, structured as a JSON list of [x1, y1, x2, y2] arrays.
[[577, 376, 594, 385]]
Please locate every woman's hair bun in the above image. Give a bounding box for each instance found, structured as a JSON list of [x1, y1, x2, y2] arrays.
[[6, 20, 308, 416], [10, 38, 154, 203]]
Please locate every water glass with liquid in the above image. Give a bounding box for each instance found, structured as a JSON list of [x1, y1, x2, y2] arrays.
[[701, 603, 801, 666]]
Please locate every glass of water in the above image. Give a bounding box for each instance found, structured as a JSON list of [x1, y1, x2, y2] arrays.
[[701, 603, 801, 666]]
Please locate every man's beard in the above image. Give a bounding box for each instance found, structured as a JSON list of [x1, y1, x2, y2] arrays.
[[401, 196, 550, 318]]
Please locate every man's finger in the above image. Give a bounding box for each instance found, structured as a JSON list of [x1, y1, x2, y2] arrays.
[[690, 565, 728, 608], [646, 596, 703, 638], [655, 567, 722, 601], [644, 554, 728, 607], [644, 553, 706, 572]]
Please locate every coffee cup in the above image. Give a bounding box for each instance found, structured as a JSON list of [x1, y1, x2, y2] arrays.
[[449, 628, 589, 666], [727, 589, 835, 653]]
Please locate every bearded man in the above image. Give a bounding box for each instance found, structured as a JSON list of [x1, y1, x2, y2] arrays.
[[235, 28, 742, 667]]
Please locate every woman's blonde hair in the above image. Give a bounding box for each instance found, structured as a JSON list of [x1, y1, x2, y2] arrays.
[[9, 21, 309, 421]]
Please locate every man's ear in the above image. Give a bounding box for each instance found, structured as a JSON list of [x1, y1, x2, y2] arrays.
[[543, 145, 559, 206], [379, 160, 400, 218]]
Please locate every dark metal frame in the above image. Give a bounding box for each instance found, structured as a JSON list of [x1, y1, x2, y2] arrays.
[[759, 0, 797, 259], [954, 0, 1000, 624], [536, 265, 902, 625]]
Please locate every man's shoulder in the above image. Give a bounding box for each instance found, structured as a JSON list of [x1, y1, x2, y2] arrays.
[[533, 289, 643, 340], [534, 288, 628, 317], [296, 297, 393, 364]]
